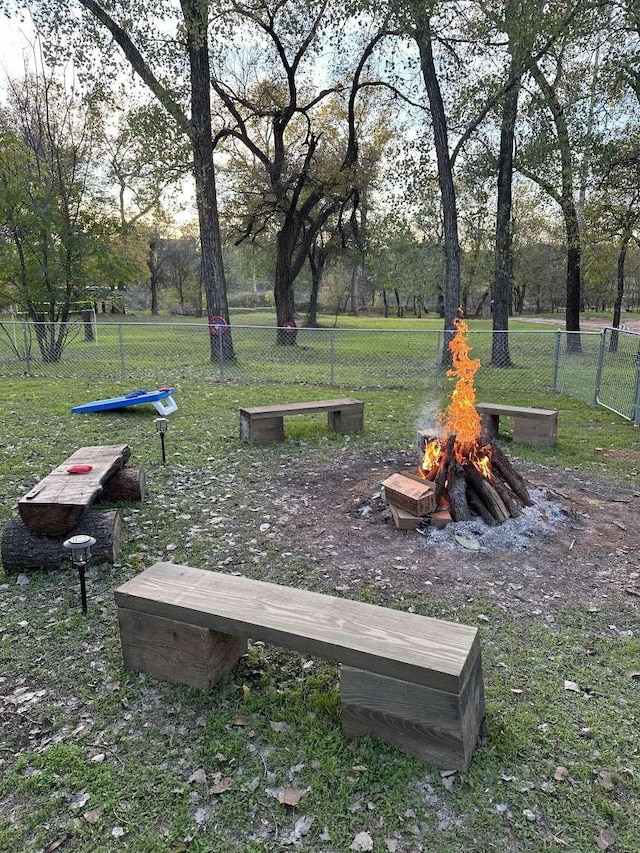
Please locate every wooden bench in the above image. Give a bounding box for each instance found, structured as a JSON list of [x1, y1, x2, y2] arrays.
[[114, 562, 485, 769], [239, 398, 364, 444], [476, 402, 558, 446]]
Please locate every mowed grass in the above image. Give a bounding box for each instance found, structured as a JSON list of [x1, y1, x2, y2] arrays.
[[0, 378, 639, 852]]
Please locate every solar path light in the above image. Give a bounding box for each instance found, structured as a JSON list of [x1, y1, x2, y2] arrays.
[[63, 534, 96, 616], [154, 416, 169, 464]]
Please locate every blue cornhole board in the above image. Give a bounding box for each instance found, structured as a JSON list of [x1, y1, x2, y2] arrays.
[[71, 388, 178, 416]]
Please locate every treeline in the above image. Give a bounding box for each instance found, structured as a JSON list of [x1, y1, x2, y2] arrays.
[[0, 0, 638, 364]]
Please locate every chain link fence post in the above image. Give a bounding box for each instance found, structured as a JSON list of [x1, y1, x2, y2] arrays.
[[551, 328, 561, 391], [22, 322, 31, 376], [118, 324, 126, 379], [593, 329, 606, 407], [633, 346, 640, 426]]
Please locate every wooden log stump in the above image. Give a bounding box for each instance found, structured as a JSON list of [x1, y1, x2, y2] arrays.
[[1, 510, 122, 572], [100, 466, 146, 502]]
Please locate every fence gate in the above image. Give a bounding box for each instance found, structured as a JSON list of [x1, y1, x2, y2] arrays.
[[594, 328, 640, 426]]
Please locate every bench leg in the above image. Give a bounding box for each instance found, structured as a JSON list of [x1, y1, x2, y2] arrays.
[[328, 404, 364, 434], [117, 608, 247, 691], [479, 413, 499, 440], [240, 414, 285, 444], [340, 653, 485, 770], [513, 416, 557, 446]]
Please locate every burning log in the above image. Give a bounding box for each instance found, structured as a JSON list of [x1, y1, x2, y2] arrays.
[[432, 434, 456, 505], [489, 475, 522, 519], [463, 463, 510, 523], [490, 444, 533, 507], [447, 460, 472, 522], [466, 485, 498, 526]]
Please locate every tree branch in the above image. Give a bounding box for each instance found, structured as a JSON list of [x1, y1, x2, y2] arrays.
[[77, 0, 190, 137]]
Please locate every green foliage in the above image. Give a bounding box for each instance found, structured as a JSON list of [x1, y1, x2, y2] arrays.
[[0, 71, 137, 358]]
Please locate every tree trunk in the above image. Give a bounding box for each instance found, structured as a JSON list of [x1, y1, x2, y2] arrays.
[[182, 0, 235, 361], [274, 218, 298, 344], [414, 16, 460, 366], [529, 60, 581, 351], [610, 232, 631, 354], [492, 59, 520, 368], [82, 310, 95, 341], [148, 239, 160, 316], [305, 243, 326, 328]]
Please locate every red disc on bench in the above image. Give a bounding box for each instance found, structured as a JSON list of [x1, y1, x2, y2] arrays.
[[67, 464, 93, 474]]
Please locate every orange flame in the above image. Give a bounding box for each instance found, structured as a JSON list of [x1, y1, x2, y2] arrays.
[[443, 316, 482, 461], [419, 313, 493, 485]]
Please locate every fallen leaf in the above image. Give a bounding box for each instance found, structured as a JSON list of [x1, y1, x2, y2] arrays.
[[83, 807, 104, 824], [595, 826, 616, 850], [270, 721, 290, 733], [350, 831, 374, 851], [523, 809, 536, 822], [43, 838, 70, 853], [563, 680, 582, 693], [627, 670, 640, 679], [454, 534, 480, 550], [111, 826, 125, 838], [292, 815, 314, 839], [554, 766, 569, 782], [209, 778, 233, 795], [242, 685, 251, 699], [188, 768, 207, 785], [69, 791, 91, 810], [596, 771, 614, 790], [275, 787, 307, 806], [319, 827, 331, 841], [90, 753, 105, 764], [385, 840, 399, 852], [194, 806, 209, 826], [232, 715, 251, 726]]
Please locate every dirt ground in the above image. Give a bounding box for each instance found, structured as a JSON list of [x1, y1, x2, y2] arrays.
[[267, 448, 640, 618]]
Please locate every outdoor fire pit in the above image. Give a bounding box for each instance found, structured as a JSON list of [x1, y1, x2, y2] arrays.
[[383, 316, 533, 530]]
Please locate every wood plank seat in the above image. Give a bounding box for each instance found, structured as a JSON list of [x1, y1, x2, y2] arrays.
[[18, 444, 131, 535], [114, 562, 485, 769], [240, 398, 364, 444], [476, 402, 558, 446]]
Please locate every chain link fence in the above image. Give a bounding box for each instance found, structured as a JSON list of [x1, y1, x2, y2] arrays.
[[1, 319, 639, 423]]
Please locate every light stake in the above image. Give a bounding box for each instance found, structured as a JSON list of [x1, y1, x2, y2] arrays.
[[63, 534, 96, 616], [154, 416, 168, 464]]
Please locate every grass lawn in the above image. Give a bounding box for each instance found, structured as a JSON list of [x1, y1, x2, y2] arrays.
[[1, 378, 639, 852]]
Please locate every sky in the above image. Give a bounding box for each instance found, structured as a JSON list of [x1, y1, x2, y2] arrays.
[[0, 11, 37, 87]]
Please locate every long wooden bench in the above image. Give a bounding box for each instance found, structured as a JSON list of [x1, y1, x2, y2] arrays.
[[476, 402, 558, 446], [239, 398, 364, 444], [18, 444, 131, 535], [114, 562, 485, 769]]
